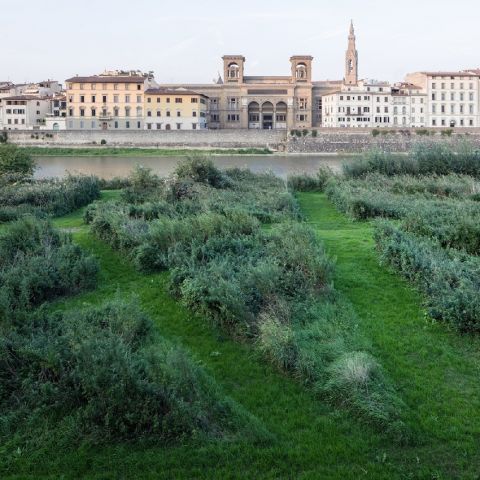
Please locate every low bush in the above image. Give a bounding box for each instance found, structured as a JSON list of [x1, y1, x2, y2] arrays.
[[374, 221, 480, 333], [0, 144, 35, 178], [343, 142, 480, 178], [287, 166, 333, 192], [0, 175, 100, 222], [0, 298, 267, 447], [0, 217, 98, 326]]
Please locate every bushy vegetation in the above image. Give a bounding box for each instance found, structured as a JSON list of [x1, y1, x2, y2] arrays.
[[343, 143, 480, 178], [85, 156, 406, 435], [0, 144, 35, 178], [0, 175, 100, 222], [0, 217, 98, 326], [375, 221, 480, 332], [287, 166, 333, 192], [0, 298, 266, 450], [327, 145, 480, 333]]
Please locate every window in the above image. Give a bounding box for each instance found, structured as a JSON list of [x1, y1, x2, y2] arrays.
[[156, 111, 161, 117], [103, 95, 107, 103], [147, 123, 152, 130], [192, 123, 197, 129], [137, 84, 141, 91], [114, 121, 118, 128], [299, 98, 308, 109], [80, 108, 85, 117], [176, 111, 181, 117], [157, 97, 160, 103], [126, 121, 130, 128], [227, 114, 240, 122], [91, 108, 96, 116], [114, 107, 119, 116], [91, 84, 96, 90], [176, 123, 181, 129], [91, 121, 96, 128], [147, 97, 151, 103], [156, 123, 161, 129], [80, 95, 85, 103], [125, 107, 131, 117], [166, 111, 171, 117], [228, 97, 239, 110], [175, 98, 183, 103], [191, 97, 198, 103], [166, 98, 170, 103], [80, 84, 84, 90], [114, 84, 119, 90], [69, 108, 74, 116], [147, 111, 152, 117], [80, 120, 84, 128], [91, 95, 96, 103], [137, 121, 141, 129], [136, 95, 142, 103], [125, 95, 130, 103], [193, 111, 197, 117]]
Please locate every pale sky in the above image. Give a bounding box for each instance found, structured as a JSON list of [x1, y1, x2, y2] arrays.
[[1, 0, 480, 86]]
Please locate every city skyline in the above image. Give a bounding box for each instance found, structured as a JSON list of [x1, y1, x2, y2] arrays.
[[2, 0, 480, 85]]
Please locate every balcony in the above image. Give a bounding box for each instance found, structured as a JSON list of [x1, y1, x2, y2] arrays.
[[98, 112, 112, 120]]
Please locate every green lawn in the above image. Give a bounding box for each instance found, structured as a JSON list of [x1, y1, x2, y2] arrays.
[[298, 192, 480, 479], [3, 192, 480, 479], [24, 146, 272, 157]]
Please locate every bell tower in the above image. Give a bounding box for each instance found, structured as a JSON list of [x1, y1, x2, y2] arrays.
[[223, 55, 245, 84], [344, 20, 358, 86]]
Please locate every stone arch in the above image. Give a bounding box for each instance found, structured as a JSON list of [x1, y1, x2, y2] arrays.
[[261, 102, 274, 129], [248, 101, 260, 128], [165, 124, 171, 130], [227, 62, 240, 79], [52, 122, 59, 131], [295, 63, 307, 79], [275, 101, 287, 127]]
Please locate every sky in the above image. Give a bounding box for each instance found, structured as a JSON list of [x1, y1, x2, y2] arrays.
[[1, 0, 480, 85]]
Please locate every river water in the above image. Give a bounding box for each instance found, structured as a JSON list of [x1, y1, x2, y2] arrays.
[[33, 154, 359, 180]]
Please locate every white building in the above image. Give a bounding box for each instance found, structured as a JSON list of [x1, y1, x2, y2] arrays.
[[405, 71, 480, 128], [391, 83, 427, 128], [1, 95, 51, 130], [322, 79, 392, 128]]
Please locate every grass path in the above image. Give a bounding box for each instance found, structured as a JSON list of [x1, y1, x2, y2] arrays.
[[298, 193, 480, 479]]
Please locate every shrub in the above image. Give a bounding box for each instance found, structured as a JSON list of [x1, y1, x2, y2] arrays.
[[0, 218, 98, 325], [0, 299, 267, 445], [0, 175, 101, 222], [100, 139, 107, 145], [287, 166, 333, 192], [174, 155, 228, 188], [0, 145, 35, 178], [372, 129, 380, 137], [311, 130, 318, 137], [374, 221, 480, 332], [0, 132, 7, 144], [302, 129, 309, 137]]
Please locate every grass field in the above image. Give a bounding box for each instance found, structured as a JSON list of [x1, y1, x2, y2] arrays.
[[2, 191, 480, 479], [24, 146, 272, 157]]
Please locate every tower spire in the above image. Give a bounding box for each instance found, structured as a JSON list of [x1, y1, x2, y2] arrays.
[[345, 20, 358, 85]]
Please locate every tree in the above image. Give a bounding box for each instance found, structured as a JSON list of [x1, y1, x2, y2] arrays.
[[0, 145, 36, 177]]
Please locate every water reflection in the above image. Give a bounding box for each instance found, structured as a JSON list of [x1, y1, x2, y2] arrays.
[[34, 154, 358, 180]]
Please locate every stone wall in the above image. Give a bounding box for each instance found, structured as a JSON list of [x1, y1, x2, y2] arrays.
[[5, 129, 286, 149], [287, 130, 480, 153], [6, 128, 480, 153]]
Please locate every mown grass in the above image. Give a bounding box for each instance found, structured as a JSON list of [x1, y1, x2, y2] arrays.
[[24, 147, 272, 157], [298, 192, 480, 479]]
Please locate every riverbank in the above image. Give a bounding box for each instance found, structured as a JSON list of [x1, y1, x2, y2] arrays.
[[26, 146, 272, 156]]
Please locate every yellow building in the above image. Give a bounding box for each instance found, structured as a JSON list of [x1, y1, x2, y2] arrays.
[[65, 71, 156, 130], [144, 88, 208, 130]]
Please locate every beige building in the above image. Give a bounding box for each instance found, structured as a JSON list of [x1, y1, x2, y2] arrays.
[[144, 88, 207, 130], [65, 70, 157, 130], [160, 55, 341, 130]]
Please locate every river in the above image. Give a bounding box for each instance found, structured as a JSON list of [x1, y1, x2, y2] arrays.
[[33, 154, 360, 180]]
